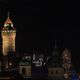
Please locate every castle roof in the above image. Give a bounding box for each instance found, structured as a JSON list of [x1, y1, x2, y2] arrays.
[[4, 16, 13, 24], [2, 12, 16, 30]]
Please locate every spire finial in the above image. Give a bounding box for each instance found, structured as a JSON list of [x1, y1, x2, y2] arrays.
[[7, 12, 10, 18], [54, 39, 57, 49], [4, 12, 14, 27]]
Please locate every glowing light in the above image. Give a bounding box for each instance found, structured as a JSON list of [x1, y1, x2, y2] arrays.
[[9, 62, 12, 66], [64, 73, 69, 79]]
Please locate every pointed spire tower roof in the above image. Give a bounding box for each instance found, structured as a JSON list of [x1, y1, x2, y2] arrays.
[[49, 40, 61, 67], [52, 40, 58, 56], [54, 39, 57, 49], [2, 12, 15, 30], [4, 12, 13, 25]]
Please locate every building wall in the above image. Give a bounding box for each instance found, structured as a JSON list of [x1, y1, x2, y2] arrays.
[[1, 30, 16, 56], [48, 67, 64, 80], [32, 66, 48, 79], [19, 65, 32, 78]]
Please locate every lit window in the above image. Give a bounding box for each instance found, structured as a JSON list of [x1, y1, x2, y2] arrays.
[[10, 30, 12, 32]]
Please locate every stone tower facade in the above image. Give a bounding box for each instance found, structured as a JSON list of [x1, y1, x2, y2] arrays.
[[1, 13, 16, 56], [48, 40, 64, 80]]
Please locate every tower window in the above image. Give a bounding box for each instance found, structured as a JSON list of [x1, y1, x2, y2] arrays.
[[56, 70, 59, 74], [51, 70, 54, 74], [22, 68, 26, 75]]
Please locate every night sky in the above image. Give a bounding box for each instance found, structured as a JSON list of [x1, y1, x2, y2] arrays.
[[0, 0, 80, 68]]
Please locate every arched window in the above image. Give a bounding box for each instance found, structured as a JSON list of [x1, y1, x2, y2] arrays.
[[22, 68, 26, 75]]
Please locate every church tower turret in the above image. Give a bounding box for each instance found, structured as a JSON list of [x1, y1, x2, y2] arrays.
[[1, 12, 16, 56]]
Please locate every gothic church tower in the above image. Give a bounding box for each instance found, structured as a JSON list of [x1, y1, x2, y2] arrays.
[[1, 13, 16, 56]]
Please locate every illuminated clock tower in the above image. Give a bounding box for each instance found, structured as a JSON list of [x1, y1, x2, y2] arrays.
[[1, 13, 16, 56]]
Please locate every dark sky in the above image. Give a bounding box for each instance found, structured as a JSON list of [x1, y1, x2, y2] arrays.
[[0, 0, 80, 68]]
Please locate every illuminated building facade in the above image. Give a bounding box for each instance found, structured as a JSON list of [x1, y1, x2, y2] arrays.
[[62, 48, 72, 71], [1, 13, 16, 56], [62, 48, 72, 79]]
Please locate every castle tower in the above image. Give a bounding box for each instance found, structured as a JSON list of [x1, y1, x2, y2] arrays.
[[1, 12, 16, 56], [48, 40, 64, 80]]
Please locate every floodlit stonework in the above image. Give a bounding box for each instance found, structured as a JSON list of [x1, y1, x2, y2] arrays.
[[1, 13, 16, 56]]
